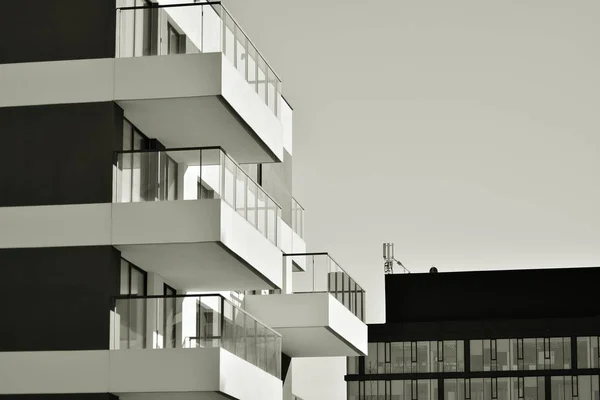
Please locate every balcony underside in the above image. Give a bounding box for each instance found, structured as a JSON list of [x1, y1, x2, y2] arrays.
[[0, 54, 283, 163], [244, 293, 368, 357], [118, 96, 274, 164], [0, 201, 283, 291], [116, 242, 275, 291]]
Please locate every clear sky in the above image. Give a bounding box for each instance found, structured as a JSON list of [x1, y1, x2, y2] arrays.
[[226, 1, 600, 398]]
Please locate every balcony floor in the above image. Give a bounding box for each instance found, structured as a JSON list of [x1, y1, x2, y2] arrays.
[[244, 293, 368, 357]]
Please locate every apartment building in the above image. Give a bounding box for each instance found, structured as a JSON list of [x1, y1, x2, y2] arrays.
[[0, 1, 368, 399], [346, 267, 600, 400]]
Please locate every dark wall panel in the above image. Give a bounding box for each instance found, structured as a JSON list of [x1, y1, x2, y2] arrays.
[[385, 267, 600, 323], [0, 102, 123, 207], [0, 0, 116, 64], [0, 246, 121, 351]]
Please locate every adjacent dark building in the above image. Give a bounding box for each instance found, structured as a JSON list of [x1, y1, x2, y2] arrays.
[[346, 267, 600, 400]]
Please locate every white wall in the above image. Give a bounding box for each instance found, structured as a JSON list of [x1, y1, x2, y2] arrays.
[[0, 203, 111, 249], [0, 58, 114, 107], [220, 200, 283, 288], [0, 351, 110, 394], [0, 349, 281, 398]]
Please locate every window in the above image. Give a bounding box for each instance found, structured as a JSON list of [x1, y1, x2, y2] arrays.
[[119, 119, 150, 202], [368, 341, 465, 374], [471, 337, 570, 372], [120, 258, 147, 296], [163, 284, 176, 349], [577, 337, 600, 369], [118, 259, 147, 349], [471, 340, 484, 371], [167, 23, 185, 55], [348, 356, 360, 374]]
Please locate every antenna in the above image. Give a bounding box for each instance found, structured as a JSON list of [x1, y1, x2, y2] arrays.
[[383, 243, 410, 274]]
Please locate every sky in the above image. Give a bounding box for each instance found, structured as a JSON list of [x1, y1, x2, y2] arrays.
[[225, 1, 600, 398]]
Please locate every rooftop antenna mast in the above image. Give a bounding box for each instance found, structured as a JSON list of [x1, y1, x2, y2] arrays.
[[383, 243, 410, 274]]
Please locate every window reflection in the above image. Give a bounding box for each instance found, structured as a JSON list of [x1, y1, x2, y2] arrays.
[[471, 337, 571, 372]]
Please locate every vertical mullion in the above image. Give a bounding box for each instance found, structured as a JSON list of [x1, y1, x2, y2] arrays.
[[465, 378, 471, 400]]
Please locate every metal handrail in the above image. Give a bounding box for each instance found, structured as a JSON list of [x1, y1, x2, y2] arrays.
[[283, 252, 365, 292], [115, 1, 282, 83], [114, 146, 282, 211], [113, 293, 282, 338]]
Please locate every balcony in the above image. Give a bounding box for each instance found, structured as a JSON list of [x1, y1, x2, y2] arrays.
[[0, 295, 282, 399], [0, 2, 283, 163], [244, 253, 368, 357], [114, 1, 283, 162], [111, 146, 283, 291]]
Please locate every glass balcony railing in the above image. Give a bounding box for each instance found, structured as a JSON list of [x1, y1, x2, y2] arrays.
[[111, 294, 282, 378], [291, 198, 305, 239], [116, 2, 282, 118], [114, 146, 281, 245], [285, 253, 366, 322]]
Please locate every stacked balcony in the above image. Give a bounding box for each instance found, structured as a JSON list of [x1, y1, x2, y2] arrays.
[[244, 253, 368, 357], [112, 146, 283, 291], [0, 2, 284, 163]]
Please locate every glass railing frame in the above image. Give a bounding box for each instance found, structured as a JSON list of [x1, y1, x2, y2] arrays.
[[111, 293, 282, 378], [284, 252, 366, 322], [291, 197, 305, 239], [115, 1, 283, 118], [113, 145, 281, 245]]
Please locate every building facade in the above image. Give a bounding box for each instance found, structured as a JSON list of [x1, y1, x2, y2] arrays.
[[346, 268, 600, 400], [0, 1, 367, 399]]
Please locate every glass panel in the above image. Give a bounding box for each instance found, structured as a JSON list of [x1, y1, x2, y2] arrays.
[[257, 55, 267, 105], [483, 340, 491, 371], [417, 341, 431, 373], [267, 69, 276, 113], [457, 340, 465, 372], [247, 180, 257, 227], [222, 300, 235, 353], [235, 26, 247, 78], [245, 314, 257, 367], [257, 190, 266, 236], [120, 259, 130, 295], [497, 339, 510, 371], [164, 294, 176, 349], [471, 340, 484, 371], [234, 307, 246, 359], [366, 342, 378, 374], [166, 157, 177, 201], [223, 10, 236, 65], [444, 340, 457, 372], [113, 147, 280, 242], [267, 198, 277, 244], [130, 267, 145, 296], [112, 295, 280, 377], [592, 336, 599, 368], [471, 378, 484, 400], [247, 43, 258, 93], [523, 338, 537, 370], [235, 166, 246, 217], [377, 342, 385, 373], [223, 156, 235, 207], [348, 381, 360, 400]]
